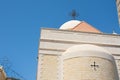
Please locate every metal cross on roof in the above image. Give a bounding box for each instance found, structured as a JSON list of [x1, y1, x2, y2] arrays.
[[70, 10, 79, 20], [91, 61, 99, 71]]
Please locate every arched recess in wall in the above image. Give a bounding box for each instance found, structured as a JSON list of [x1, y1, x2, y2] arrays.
[[61, 44, 119, 80]]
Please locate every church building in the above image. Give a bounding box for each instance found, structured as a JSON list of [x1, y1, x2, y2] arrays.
[[37, 20, 120, 80]]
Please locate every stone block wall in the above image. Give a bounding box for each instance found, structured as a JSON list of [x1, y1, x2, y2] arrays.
[[64, 57, 116, 80], [39, 54, 58, 80]]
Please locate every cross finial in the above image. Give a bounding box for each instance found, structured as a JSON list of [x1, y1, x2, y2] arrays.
[[70, 9, 79, 20]]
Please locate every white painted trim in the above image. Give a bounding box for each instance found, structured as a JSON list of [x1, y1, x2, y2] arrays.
[[63, 51, 115, 62], [39, 40, 120, 55], [40, 29, 120, 46], [63, 44, 115, 63]]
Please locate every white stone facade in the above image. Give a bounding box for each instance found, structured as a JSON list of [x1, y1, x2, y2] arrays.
[[37, 28, 120, 80]]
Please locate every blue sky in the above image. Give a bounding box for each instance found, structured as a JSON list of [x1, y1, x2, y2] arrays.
[[0, 0, 119, 80]]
